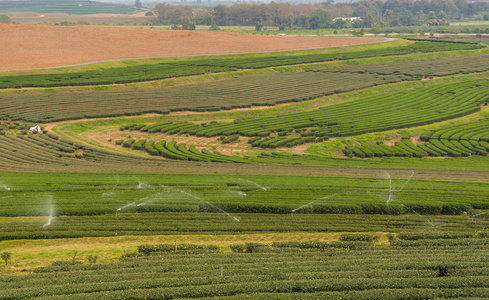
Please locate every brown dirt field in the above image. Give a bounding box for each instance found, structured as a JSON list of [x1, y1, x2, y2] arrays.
[[0, 24, 387, 71]]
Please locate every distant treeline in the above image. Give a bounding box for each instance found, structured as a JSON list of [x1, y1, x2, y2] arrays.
[[150, 0, 489, 29]]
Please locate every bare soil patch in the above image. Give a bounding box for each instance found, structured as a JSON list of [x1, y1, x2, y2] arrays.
[[0, 24, 387, 71]]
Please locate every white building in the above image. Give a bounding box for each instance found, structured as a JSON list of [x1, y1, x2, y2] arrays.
[[333, 17, 363, 22]]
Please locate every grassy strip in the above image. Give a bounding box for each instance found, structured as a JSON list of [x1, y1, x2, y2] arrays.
[[2, 236, 489, 297], [0, 232, 341, 274]]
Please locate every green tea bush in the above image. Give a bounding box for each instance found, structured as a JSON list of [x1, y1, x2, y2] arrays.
[[222, 135, 239, 144], [122, 139, 135, 148], [339, 233, 379, 243], [132, 139, 146, 150]]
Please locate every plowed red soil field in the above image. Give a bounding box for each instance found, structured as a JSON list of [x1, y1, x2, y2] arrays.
[[0, 24, 386, 71]]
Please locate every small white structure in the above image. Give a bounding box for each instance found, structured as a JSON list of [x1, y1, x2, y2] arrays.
[[333, 17, 363, 22], [29, 125, 42, 133], [278, 33, 286, 36]]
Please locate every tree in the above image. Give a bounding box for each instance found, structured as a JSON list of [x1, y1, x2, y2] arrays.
[[363, 14, 374, 28], [437, 10, 447, 19], [416, 10, 428, 23], [352, 28, 365, 36], [182, 18, 196, 30], [0, 15, 11, 24], [383, 9, 393, 26], [287, 13, 294, 28], [134, 0, 142, 9], [255, 21, 263, 31], [152, 4, 173, 24], [213, 4, 228, 26], [309, 9, 332, 29], [369, 27, 382, 36], [297, 14, 310, 29], [209, 24, 220, 30], [1, 251, 11, 266], [333, 18, 350, 29], [352, 19, 363, 28]]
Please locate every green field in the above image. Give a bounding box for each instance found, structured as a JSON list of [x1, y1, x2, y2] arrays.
[[3, 240, 489, 299], [2, 33, 489, 298], [0, 0, 138, 15], [0, 39, 481, 89], [1, 172, 489, 219]]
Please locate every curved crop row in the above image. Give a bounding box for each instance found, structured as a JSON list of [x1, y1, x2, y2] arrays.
[[120, 139, 248, 163], [347, 121, 489, 159], [0, 40, 482, 89], [168, 80, 489, 140], [3, 52, 489, 123]]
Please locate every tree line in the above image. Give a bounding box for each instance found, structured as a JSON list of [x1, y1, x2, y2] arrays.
[[150, 0, 489, 29]]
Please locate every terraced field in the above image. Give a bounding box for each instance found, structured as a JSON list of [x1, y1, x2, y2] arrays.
[[346, 115, 489, 158], [2, 236, 489, 298], [3, 48, 489, 122], [2, 33, 489, 299], [0, 39, 480, 88], [1, 172, 489, 220], [115, 79, 489, 157]]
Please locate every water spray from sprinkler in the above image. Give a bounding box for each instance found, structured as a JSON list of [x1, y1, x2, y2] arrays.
[[179, 190, 202, 200], [0, 182, 11, 191], [168, 186, 240, 222], [291, 194, 339, 213], [43, 198, 54, 229], [234, 177, 267, 191], [205, 201, 240, 222], [383, 171, 415, 204], [136, 193, 163, 207], [116, 201, 136, 212], [133, 177, 149, 189], [401, 204, 436, 228], [103, 175, 120, 197], [291, 201, 316, 213]]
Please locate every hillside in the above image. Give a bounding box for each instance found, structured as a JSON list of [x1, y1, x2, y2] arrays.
[[2, 26, 489, 298]]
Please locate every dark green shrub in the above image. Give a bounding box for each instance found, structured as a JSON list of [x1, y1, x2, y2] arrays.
[[339, 233, 379, 243], [222, 135, 239, 144], [229, 244, 246, 253], [245, 242, 268, 253], [122, 139, 135, 148], [132, 139, 146, 150]]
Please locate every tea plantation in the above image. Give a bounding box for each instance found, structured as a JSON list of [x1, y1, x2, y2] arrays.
[[2, 36, 489, 298]]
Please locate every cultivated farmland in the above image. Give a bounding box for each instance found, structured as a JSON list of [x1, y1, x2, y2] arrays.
[[2, 45, 489, 122], [0, 24, 386, 71], [2, 26, 489, 299]]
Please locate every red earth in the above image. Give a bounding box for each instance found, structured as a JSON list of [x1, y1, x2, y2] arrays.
[[0, 24, 387, 71]]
